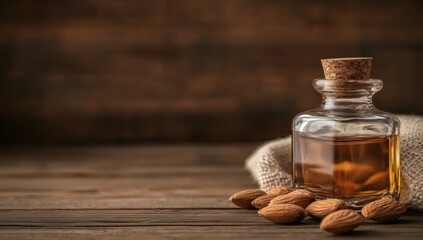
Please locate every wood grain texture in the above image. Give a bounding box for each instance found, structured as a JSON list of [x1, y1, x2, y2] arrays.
[[0, 227, 422, 240], [0, 0, 422, 144], [0, 145, 422, 239]]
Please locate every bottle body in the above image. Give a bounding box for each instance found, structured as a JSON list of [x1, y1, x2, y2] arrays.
[[292, 79, 400, 207]]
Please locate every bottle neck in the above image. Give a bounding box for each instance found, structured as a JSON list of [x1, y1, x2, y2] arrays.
[[321, 94, 375, 111], [313, 79, 383, 112]]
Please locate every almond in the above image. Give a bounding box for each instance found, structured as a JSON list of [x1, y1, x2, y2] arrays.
[[334, 180, 361, 197], [361, 197, 406, 222], [320, 209, 363, 234], [306, 199, 347, 219], [270, 190, 315, 208], [252, 186, 291, 209], [334, 161, 375, 183], [302, 167, 333, 189], [267, 186, 291, 195], [290, 189, 315, 198], [229, 189, 266, 209], [258, 203, 307, 224], [361, 172, 389, 191], [252, 194, 278, 209]]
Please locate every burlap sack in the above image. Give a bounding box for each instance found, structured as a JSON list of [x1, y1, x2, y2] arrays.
[[245, 115, 423, 210]]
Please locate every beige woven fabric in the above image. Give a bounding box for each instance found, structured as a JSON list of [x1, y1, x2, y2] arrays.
[[245, 115, 423, 209]]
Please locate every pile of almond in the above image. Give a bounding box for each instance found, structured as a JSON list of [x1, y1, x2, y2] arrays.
[[302, 162, 390, 196], [229, 187, 407, 234]]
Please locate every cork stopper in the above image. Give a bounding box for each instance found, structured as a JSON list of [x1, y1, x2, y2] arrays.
[[321, 57, 372, 80]]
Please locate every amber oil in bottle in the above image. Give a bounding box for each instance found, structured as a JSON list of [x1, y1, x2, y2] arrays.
[[292, 133, 400, 200]]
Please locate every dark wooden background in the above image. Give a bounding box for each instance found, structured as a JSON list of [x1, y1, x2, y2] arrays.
[[0, 0, 422, 145]]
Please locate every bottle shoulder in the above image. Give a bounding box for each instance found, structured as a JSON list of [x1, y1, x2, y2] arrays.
[[293, 108, 399, 122], [292, 108, 399, 136]]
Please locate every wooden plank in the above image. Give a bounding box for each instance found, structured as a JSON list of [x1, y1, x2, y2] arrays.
[[0, 197, 236, 210], [0, 167, 255, 199], [0, 146, 257, 208], [1, 1, 422, 45], [0, 180, 254, 198], [0, 227, 422, 240], [0, 145, 256, 199], [0, 209, 266, 227], [0, 145, 254, 167], [0, 210, 421, 240], [0, 167, 249, 179], [0, 209, 421, 228], [0, 226, 423, 240]]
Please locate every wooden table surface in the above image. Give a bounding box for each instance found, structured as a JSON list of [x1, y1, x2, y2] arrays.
[[0, 145, 422, 239]]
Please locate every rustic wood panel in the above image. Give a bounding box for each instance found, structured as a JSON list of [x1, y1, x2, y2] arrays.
[[0, 0, 422, 144], [0, 145, 422, 239]]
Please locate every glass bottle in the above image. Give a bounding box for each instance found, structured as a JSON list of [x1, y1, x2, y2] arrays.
[[292, 58, 400, 207]]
